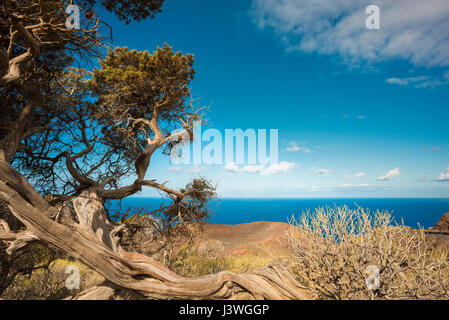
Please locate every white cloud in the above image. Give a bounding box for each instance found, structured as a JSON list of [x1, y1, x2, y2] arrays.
[[286, 141, 312, 153], [168, 166, 182, 172], [343, 172, 366, 179], [223, 161, 295, 175], [242, 164, 266, 173], [223, 162, 240, 173], [314, 168, 332, 176], [341, 183, 369, 187], [286, 145, 300, 152], [251, 0, 449, 68], [261, 162, 296, 175], [386, 74, 449, 88], [377, 167, 400, 181], [437, 167, 449, 181], [386, 76, 429, 86]]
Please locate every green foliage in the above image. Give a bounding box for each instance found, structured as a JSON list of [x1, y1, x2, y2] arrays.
[[88, 45, 196, 157], [0, 0, 220, 301], [98, 0, 164, 24], [90, 45, 194, 114]]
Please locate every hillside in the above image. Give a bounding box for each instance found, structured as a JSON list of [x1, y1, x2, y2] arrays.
[[198, 221, 292, 258]]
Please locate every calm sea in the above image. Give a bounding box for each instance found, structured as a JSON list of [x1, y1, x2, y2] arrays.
[[109, 198, 449, 229]]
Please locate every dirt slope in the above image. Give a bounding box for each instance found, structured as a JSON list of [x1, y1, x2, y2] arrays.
[[198, 221, 292, 258]]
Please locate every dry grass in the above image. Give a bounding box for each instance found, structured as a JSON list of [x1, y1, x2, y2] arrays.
[[171, 240, 273, 277], [288, 205, 449, 300]]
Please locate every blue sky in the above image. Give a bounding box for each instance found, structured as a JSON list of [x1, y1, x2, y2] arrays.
[[96, 0, 449, 198]]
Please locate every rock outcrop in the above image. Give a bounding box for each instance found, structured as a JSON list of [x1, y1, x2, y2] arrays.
[[432, 212, 449, 233]]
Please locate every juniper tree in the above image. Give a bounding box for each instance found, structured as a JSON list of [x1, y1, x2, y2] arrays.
[[0, 0, 309, 299]]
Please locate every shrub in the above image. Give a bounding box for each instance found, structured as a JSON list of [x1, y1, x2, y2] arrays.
[[2, 259, 104, 300], [197, 240, 225, 258], [288, 205, 449, 300]]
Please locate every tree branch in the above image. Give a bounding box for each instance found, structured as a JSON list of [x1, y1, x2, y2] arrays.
[[99, 179, 183, 200], [0, 179, 311, 300], [0, 230, 38, 254]]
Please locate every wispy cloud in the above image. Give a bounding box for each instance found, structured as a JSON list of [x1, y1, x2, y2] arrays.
[[251, 0, 449, 68], [386, 76, 430, 86], [377, 167, 400, 181], [343, 172, 366, 179], [341, 183, 370, 187], [261, 162, 296, 175], [342, 114, 367, 120], [313, 167, 332, 176], [437, 167, 449, 181], [223, 162, 295, 175], [168, 166, 182, 172], [286, 141, 312, 153], [386, 72, 449, 88]]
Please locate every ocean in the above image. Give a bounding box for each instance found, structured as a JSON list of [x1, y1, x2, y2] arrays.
[[109, 198, 449, 229]]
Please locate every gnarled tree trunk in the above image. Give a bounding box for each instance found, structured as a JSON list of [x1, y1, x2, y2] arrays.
[[0, 160, 310, 300], [0, 0, 310, 301]]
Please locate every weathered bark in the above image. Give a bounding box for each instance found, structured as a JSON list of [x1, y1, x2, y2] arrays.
[[0, 171, 310, 300], [72, 284, 116, 300], [0, 150, 58, 218]]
